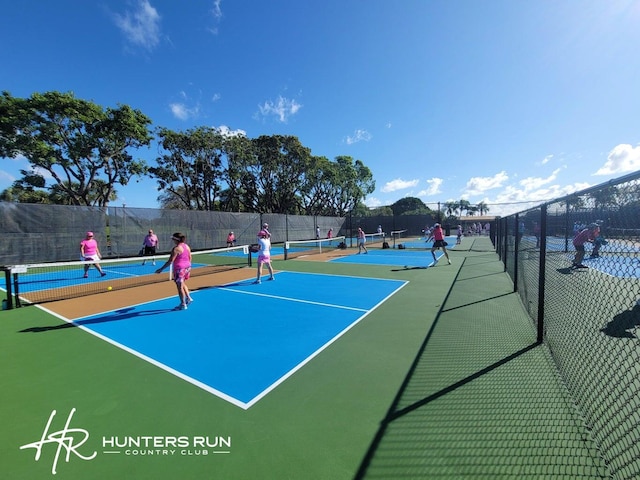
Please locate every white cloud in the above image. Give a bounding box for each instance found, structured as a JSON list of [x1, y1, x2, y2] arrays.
[[463, 171, 509, 196], [257, 96, 302, 123], [211, 0, 222, 19], [211, 93, 221, 102], [364, 197, 382, 208], [539, 154, 553, 165], [595, 143, 640, 175], [418, 177, 443, 196], [208, 0, 223, 34], [215, 125, 246, 138], [518, 168, 563, 191], [113, 0, 161, 51], [345, 129, 372, 145], [169, 103, 191, 120], [381, 178, 419, 193]]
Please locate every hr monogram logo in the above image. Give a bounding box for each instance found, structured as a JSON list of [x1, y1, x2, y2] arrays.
[[19, 408, 97, 475]]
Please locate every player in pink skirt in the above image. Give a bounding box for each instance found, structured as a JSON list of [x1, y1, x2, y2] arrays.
[[156, 232, 193, 310], [254, 230, 275, 284]]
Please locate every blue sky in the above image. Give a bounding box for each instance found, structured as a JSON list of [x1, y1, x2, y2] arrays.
[[1, 0, 640, 216]]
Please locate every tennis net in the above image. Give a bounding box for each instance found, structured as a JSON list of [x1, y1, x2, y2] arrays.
[[4, 244, 252, 307], [284, 236, 345, 260], [390, 229, 408, 248], [364, 232, 386, 246]]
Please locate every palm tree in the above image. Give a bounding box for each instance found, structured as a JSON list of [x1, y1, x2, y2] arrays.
[[477, 201, 490, 216]]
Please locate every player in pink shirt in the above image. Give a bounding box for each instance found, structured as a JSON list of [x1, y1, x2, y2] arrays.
[[141, 229, 159, 266], [80, 231, 106, 278], [430, 223, 451, 265], [156, 232, 193, 310], [572, 224, 598, 269]]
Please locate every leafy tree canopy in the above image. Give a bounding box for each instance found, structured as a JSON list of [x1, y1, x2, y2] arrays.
[[0, 91, 153, 207]]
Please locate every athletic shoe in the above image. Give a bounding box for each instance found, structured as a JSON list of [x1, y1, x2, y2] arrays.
[[174, 304, 187, 310], [83, 274, 88, 278], [186, 297, 194, 304], [268, 276, 275, 281], [101, 272, 107, 277], [253, 279, 261, 284], [448, 259, 452, 265]]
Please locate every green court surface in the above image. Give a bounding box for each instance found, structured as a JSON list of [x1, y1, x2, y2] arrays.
[[0, 237, 609, 479]]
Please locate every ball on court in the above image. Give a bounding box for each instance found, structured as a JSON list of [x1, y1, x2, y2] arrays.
[[107, 286, 113, 291]]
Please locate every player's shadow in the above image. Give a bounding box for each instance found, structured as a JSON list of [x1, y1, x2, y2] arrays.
[[19, 307, 176, 332], [556, 267, 575, 275], [600, 306, 640, 339]]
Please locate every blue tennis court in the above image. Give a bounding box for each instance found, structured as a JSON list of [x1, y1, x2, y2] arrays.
[[66, 271, 407, 409], [330, 246, 454, 268]]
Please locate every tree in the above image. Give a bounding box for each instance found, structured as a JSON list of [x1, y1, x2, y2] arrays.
[[0, 91, 152, 206], [444, 201, 460, 217], [308, 156, 375, 216], [391, 197, 429, 216], [476, 201, 490, 215], [150, 126, 226, 210], [458, 199, 471, 216]]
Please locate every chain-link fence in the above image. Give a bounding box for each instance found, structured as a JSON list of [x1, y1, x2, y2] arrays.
[[497, 170, 640, 480]]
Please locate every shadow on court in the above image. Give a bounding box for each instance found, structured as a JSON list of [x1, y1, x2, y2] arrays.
[[19, 308, 176, 332], [600, 305, 640, 339], [355, 252, 609, 479]]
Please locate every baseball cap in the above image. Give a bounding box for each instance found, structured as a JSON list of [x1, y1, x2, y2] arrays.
[[86, 231, 94, 237]]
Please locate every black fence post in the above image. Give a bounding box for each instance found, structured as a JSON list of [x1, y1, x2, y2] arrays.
[[537, 205, 547, 344]]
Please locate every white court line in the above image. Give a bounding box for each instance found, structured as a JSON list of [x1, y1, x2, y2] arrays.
[[219, 287, 369, 312]]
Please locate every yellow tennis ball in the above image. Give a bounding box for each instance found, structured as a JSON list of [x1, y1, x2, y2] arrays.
[[107, 286, 113, 291]]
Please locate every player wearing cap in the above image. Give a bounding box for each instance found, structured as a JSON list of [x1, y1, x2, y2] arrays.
[[141, 229, 159, 266], [226, 231, 236, 247], [254, 230, 275, 284], [259, 223, 271, 239], [431, 223, 451, 265], [155, 232, 193, 310], [80, 231, 106, 278]]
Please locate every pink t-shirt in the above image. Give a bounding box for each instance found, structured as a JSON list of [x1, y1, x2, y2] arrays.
[[143, 234, 158, 247], [80, 239, 98, 257], [433, 227, 445, 241]]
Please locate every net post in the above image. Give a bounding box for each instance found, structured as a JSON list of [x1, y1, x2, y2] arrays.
[[3, 267, 13, 310], [13, 271, 21, 308]]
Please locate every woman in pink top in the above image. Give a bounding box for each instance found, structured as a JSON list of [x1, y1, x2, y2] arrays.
[[80, 231, 106, 278], [156, 232, 193, 310], [430, 223, 451, 265]]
